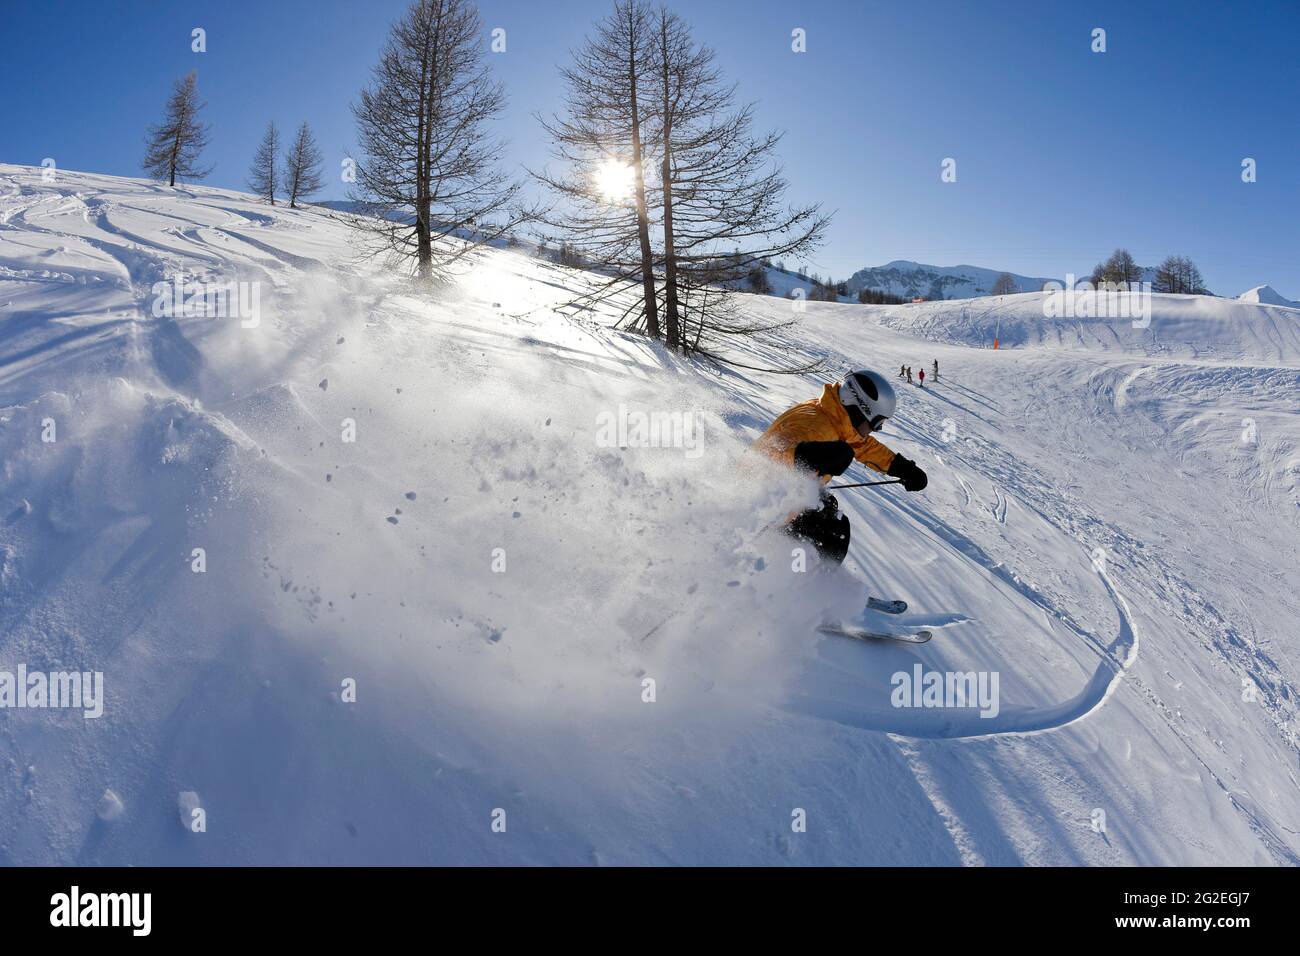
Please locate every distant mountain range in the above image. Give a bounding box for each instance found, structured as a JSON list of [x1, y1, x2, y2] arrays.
[[845, 260, 1057, 300]]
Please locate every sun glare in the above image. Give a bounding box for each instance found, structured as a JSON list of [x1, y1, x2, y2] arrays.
[[595, 158, 635, 202]]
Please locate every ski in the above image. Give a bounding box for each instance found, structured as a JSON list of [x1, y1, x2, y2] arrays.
[[818, 623, 933, 644], [866, 596, 907, 615]]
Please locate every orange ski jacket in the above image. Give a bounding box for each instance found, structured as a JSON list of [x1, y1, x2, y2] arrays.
[[754, 384, 897, 483]]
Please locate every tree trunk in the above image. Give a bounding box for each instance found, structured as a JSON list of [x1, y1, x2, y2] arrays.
[[415, 3, 439, 282], [659, 24, 680, 349], [660, 152, 679, 348], [626, 19, 659, 338]]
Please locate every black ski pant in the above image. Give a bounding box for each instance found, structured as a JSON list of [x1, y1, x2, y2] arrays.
[[787, 493, 850, 566]]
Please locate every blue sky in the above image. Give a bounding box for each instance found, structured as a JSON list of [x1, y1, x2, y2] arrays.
[[3, 0, 1298, 296]]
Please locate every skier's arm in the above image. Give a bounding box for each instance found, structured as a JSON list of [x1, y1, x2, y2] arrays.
[[851, 434, 897, 474], [793, 441, 854, 477], [854, 436, 927, 490]]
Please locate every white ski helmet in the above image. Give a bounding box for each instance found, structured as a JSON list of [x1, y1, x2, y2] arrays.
[[838, 369, 897, 436]]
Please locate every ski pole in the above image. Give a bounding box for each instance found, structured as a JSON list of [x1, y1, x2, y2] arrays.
[[827, 478, 903, 490]]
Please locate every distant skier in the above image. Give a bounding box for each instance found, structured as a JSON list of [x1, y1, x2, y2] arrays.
[[754, 370, 928, 565], [906, 366, 913, 383], [932, 359, 939, 381], [899, 364, 906, 378], [918, 368, 925, 388]]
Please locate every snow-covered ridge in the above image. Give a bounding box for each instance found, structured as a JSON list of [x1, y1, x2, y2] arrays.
[[858, 289, 1300, 363], [1237, 283, 1300, 309], [2, 165, 1297, 865], [845, 260, 1056, 300]]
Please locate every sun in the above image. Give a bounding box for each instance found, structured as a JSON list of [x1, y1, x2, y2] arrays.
[[594, 158, 635, 203]]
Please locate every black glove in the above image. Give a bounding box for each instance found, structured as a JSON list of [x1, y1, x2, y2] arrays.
[[887, 453, 928, 492], [793, 440, 854, 478]]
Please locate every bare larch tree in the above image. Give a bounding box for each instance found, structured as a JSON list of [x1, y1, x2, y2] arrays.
[[533, 0, 662, 337], [350, 0, 523, 283], [650, 7, 829, 357], [284, 121, 325, 208], [990, 272, 1019, 295], [247, 121, 280, 204], [1153, 255, 1207, 294], [143, 72, 212, 187], [1090, 248, 1144, 287]]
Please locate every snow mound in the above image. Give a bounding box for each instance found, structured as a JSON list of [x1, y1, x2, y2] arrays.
[[1237, 284, 1300, 309]]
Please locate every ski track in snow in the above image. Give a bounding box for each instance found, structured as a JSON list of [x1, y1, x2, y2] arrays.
[[2, 165, 1298, 865], [789, 404, 1144, 740]]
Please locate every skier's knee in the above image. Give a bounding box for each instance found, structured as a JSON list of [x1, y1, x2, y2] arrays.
[[788, 504, 850, 567]]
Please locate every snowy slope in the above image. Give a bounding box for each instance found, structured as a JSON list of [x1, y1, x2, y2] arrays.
[[864, 291, 1300, 363], [2, 164, 1298, 865], [731, 262, 854, 303], [759, 263, 830, 299]]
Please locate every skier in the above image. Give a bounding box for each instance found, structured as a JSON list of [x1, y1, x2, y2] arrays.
[[899, 364, 906, 378], [932, 359, 939, 381], [918, 368, 925, 388], [906, 366, 913, 384], [754, 370, 928, 565]]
